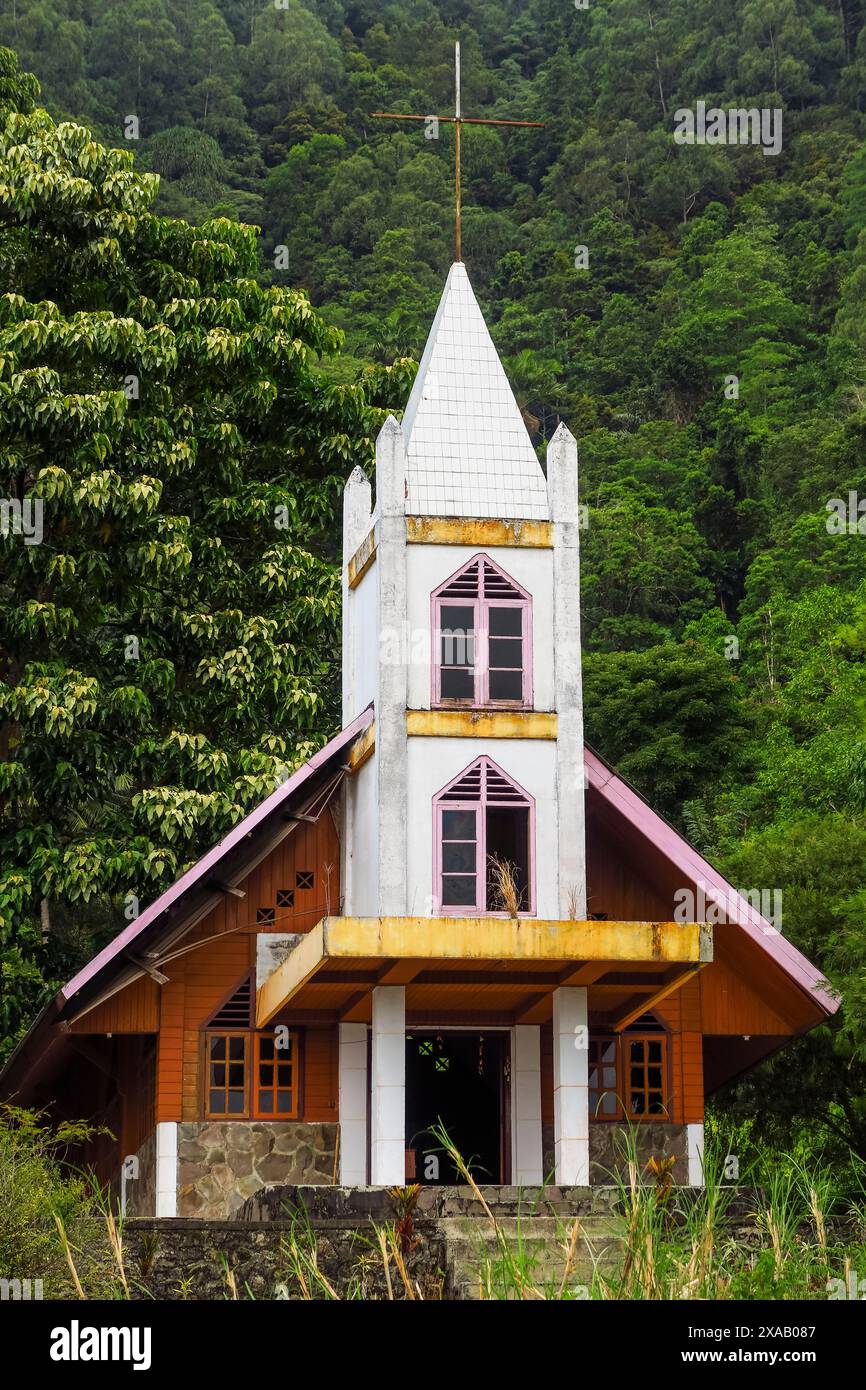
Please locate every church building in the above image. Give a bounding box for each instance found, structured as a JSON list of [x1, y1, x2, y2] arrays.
[[1, 264, 837, 1218]]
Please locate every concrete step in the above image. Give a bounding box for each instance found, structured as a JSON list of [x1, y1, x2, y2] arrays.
[[451, 1251, 618, 1272], [454, 1278, 596, 1301], [450, 1273, 606, 1301], [444, 1236, 620, 1264], [417, 1186, 620, 1219], [436, 1209, 623, 1299], [437, 1214, 619, 1239]]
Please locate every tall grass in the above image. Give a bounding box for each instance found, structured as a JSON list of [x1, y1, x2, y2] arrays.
[[0, 1104, 120, 1298], [4, 1104, 866, 1300], [427, 1119, 866, 1301]]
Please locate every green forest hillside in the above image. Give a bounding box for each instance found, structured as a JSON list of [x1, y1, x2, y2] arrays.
[[1, 1, 866, 1154]]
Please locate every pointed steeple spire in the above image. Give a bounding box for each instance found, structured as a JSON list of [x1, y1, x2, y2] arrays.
[[402, 263, 549, 521]]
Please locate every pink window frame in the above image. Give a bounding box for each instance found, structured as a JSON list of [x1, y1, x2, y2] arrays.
[[432, 756, 536, 917], [431, 554, 533, 709]]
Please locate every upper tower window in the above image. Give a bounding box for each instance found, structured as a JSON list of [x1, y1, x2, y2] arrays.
[[432, 554, 532, 708]]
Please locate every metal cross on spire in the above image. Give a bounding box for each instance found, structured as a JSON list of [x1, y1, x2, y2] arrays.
[[371, 41, 544, 263]]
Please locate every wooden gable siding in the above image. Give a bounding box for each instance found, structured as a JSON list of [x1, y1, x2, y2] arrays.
[[68, 974, 159, 1034], [588, 789, 813, 1041], [303, 1027, 339, 1121], [47, 1036, 157, 1188], [154, 813, 341, 1124], [586, 808, 671, 921], [700, 945, 793, 1035], [117, 1036, 156, 1158]]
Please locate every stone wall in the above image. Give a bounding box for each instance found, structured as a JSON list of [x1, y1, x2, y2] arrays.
[[177, 1121, 338, 1217], [589, 1122, 689, 1184], [541, 1122, 690, 1186], [122, 1211, 447, 1300]]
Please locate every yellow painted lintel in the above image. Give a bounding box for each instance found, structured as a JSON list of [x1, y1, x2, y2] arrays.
[[348, 527, 377, 589], [407, 517, 553, 548], [347, 720, 375, 773], [407, 708, 557, 739], [256, 914, 712, 1024]]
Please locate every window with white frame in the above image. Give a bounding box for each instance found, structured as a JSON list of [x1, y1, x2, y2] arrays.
[[432, 555, 532, 708], [433, 756, 535, 914]]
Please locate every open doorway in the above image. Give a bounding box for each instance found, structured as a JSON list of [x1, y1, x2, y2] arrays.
[[405, 1030, 509, 1184]]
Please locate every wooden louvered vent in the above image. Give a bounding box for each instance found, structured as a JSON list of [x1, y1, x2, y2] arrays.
[[206, 973, 253, 1029], [438, 557, 524, 602], [439, 756, 529, 804]]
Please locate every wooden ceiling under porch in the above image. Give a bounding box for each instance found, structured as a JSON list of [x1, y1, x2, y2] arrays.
[[256, 915, 713, 1031]]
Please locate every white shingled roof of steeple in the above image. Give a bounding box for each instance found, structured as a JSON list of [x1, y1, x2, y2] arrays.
[[401, 262, 550, 520]]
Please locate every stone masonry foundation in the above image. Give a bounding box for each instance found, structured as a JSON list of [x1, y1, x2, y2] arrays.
[[175, 1121, 338, 1218]]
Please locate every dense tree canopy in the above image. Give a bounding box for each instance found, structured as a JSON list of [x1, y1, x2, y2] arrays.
[[0, 45, 408, 1049], [0, 1, 865, 1153]]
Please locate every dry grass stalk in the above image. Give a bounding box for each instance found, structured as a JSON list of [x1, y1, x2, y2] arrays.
[[487, 855, 521, 917], [619, 1156, 640, 1292], [105, 1209, 129, 1297], [557, 1219, 582, 1298], [283, 1226, 340, 1300], [376, 1226, 395, 1300], [331, 1126, 340, 1185], [766, 1209, 784, 1279], [53, 1212, 87, 1300], [291, 1249, 311, 1299], [809, 1187, 827, 1252], [388, 1231, 416, 1299], [641, 1230, 656, 1298]]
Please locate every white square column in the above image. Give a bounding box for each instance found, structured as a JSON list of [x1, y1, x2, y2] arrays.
[[338, 1022, 368, 1185], [511, 1026, 543, 1184], [552, 987, 589, 1186], [370, 986, 405, 1185], [548, 424, 587, 918], [155, 1121, 178, 1217], [687, 1123, 705, 1187]]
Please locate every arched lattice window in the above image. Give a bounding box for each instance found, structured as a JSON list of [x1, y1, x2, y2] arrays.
[[432, 554, 532, 708], [433, 756, 535, 915]]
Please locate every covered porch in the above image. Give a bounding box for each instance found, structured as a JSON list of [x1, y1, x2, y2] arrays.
[[257, 916, 712, 1189]]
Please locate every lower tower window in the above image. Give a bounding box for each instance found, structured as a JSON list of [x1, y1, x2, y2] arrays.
[[434, 756, 535, 914]]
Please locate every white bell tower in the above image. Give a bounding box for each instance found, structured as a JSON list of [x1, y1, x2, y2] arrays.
[[339, 264, 587, 1187], [341, 262, 585, 924]]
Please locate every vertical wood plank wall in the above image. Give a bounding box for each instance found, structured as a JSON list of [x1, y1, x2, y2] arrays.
[[67, 976, 159, 1034], [656, 979, 704, 1125]]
